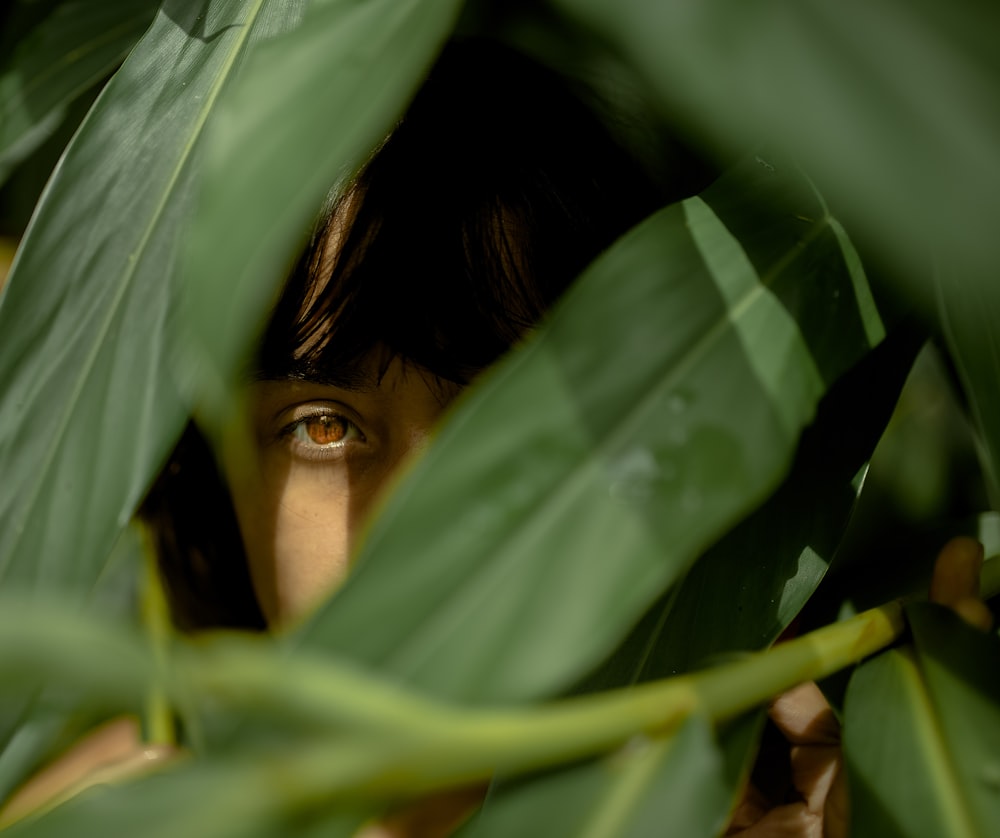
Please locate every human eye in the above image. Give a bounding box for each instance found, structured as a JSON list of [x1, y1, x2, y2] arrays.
[[279, 407, 365, 461]]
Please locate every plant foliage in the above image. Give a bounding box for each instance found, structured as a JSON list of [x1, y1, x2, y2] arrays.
[[0, 0, 998, 835]]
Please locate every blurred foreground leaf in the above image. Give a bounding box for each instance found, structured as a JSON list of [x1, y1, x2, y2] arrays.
[[0, 0, 309, 795], [553, 0, 1000, 305]]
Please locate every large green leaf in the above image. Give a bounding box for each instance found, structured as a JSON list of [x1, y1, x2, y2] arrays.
[[584, 330, 918, 690], [0, 0, 310, 799], [0, 0, 159, 186], [3, 757, 369, 838], [843, 603, 1000, 838], [296, 155, 887, 704], [0, 0, 308, 598], [178, 0, 463, 418], [552, 0, 1000, 302]]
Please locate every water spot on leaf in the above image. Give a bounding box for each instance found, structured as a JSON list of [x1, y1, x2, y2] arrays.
[[608, 447, 662, 503]]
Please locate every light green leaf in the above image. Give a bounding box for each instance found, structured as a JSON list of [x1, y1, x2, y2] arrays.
[[0, 0, 159, 185], [843, 603, 1000, 838], [178, 0, 464, 417], [298, 156, 887, 704]]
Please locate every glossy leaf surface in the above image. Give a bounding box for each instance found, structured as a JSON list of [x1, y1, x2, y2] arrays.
[[0, 0, 307, 598], [844, 604, 1000, 837], [299, 156, 887, 704], [0, 0, 159, 185]]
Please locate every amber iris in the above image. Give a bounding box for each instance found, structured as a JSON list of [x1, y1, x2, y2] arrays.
[[304, 415, 348, 446]]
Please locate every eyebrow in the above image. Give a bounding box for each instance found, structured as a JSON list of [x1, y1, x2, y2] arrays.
[[251, 358, 380, 392]]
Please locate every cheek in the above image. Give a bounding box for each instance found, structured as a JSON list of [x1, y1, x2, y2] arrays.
[[230, 460, 369, 627]]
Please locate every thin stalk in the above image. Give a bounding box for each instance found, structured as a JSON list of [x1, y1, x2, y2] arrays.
[[188, 552, 1000, 799], [139, 522, 177, 747], [180, 596, 908, 799]]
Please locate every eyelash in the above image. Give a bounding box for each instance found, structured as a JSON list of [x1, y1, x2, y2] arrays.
[[279, 409, 365, 460]]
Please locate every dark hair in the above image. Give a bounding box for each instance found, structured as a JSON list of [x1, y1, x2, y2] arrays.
[[144, 38, 699, 630]]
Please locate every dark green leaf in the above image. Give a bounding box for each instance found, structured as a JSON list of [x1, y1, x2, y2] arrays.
[[0, 0, 308, 797], [0, 0, 307, 599], [298, 157, 886, 704], [843, 603, 1000, 837], [178, 0, 463, 418], [936, 275, 1000, 508], [0, 0, 159, 185], [552, 0, 1000, 307]]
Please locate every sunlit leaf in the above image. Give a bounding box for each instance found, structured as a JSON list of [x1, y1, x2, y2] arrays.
[[298, 156, 887, 704], [843, 603, 1000, 838], [0, 523, 145, 802], [0, 0, 159, 185]]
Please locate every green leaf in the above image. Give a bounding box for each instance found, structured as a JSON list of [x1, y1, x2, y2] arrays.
[[551, 0, 1000, 309], [463, 714, 734, 838], [297, 156, 887, 704], [0, 523, 145, 802], [0, 0, 159, 185], [936, 274, 1000, 509], [178, 0, 463, 418], [0, 0, 308, 599], [3, 758, 369, 838], [843, 603, 1000, 837], [584, 330, 919, 690], [0, 0, 308, 797]]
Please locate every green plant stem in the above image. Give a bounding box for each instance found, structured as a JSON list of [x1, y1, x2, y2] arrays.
[[181, 597, 907, 800], [189, 553, 1000, 800], [139, 522, 177, 747], [2, 559, 996, 809]]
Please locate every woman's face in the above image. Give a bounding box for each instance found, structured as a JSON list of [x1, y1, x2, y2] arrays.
[[226, 352, 461, 626]]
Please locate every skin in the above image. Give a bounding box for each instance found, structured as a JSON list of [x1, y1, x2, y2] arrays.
[[227, 352, 461, 626]]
